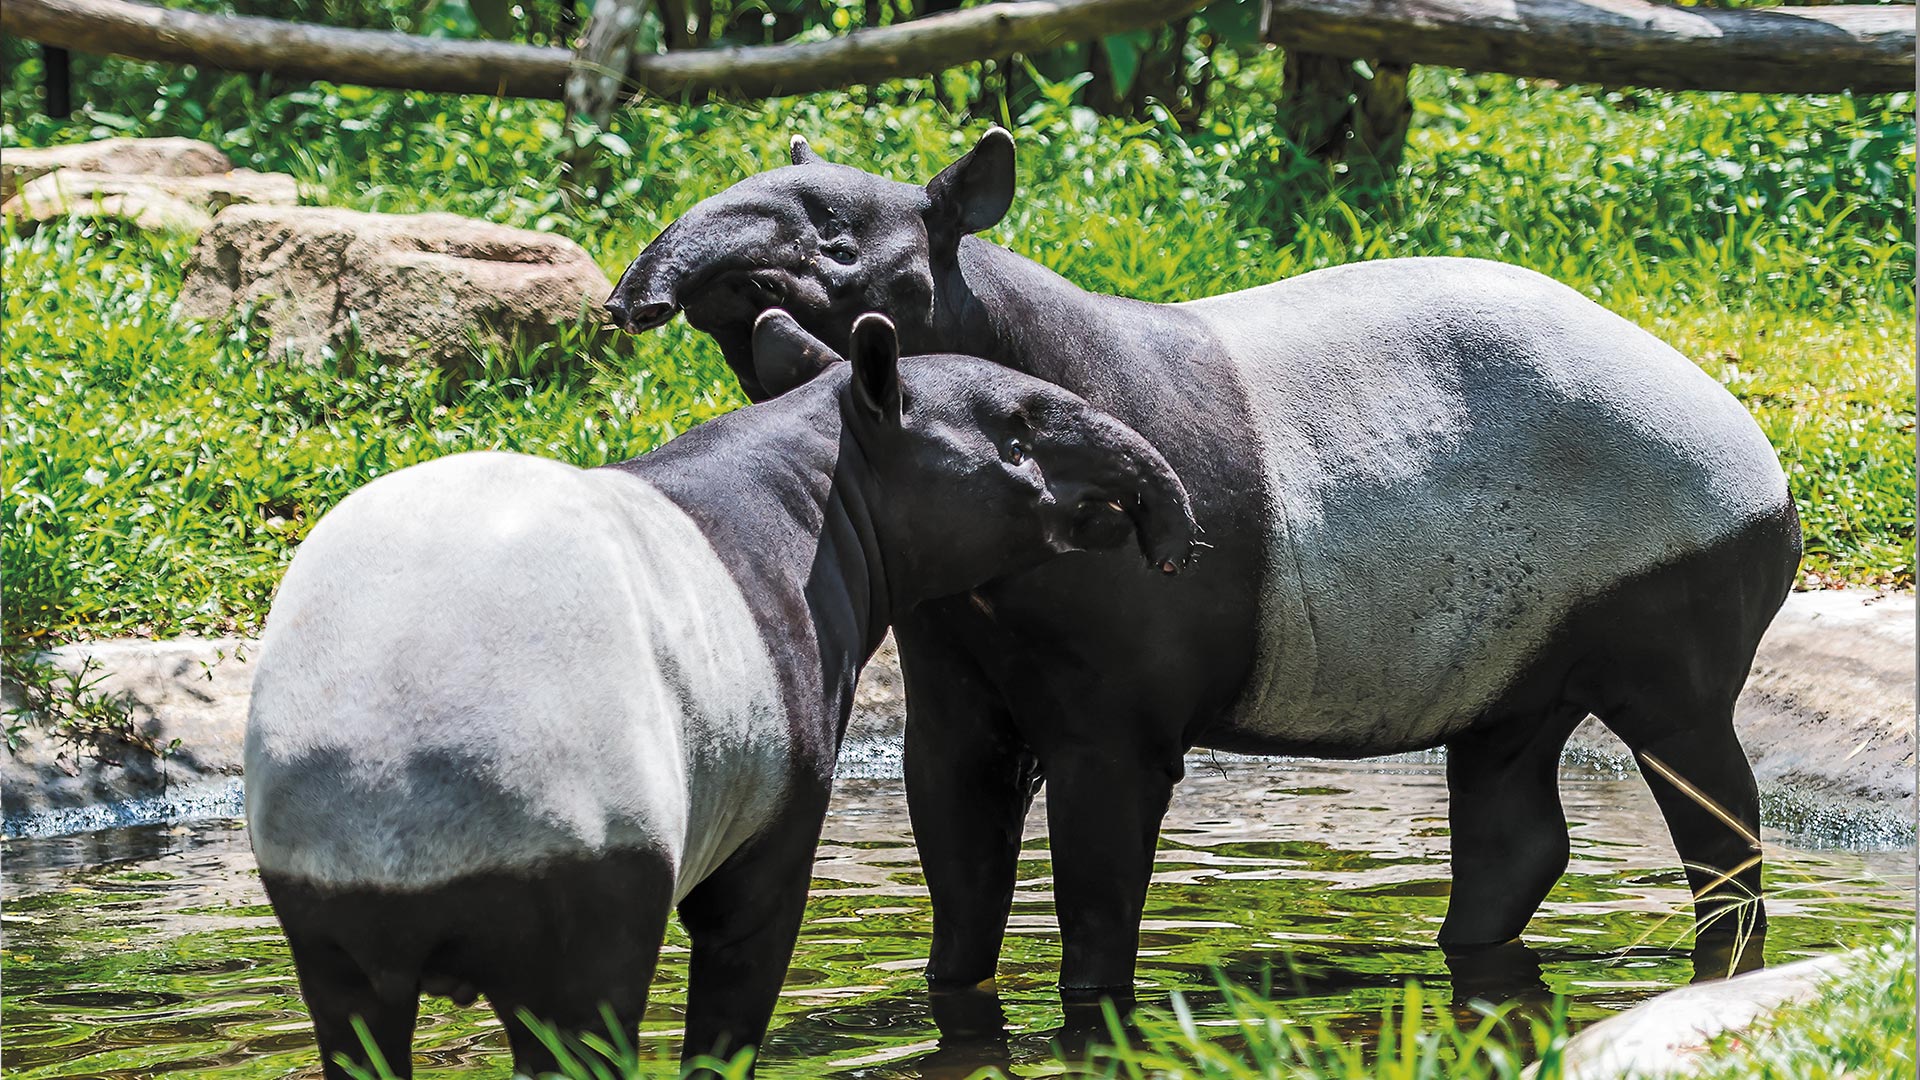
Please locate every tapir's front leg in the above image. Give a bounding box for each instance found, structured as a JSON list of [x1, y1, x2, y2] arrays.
[[677, 796, 829, 1073], [1038, 727, 1184, 996], [898, 614, 1042, 987]]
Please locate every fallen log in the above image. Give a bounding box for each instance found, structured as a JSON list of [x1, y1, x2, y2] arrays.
[[0, 0, 1208, 100], [1262, 0, 1915, 95]]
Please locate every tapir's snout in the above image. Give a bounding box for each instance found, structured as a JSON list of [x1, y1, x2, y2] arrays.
[[1136, 467, 1200, 577], [1057, 408, 1199, 577], [605, 248, 684, 333], [607, 212, 703, 334]]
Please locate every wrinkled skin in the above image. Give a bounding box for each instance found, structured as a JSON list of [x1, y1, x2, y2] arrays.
[[608, 132, 1798, 1005]]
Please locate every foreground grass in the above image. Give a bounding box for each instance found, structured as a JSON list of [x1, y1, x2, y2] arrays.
[[1068, 927, 1916, 1080], [333, 926, 1914, 1078], [3, 52, 1912, 644]]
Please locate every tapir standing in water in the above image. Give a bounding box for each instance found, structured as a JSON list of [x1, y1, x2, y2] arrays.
[[606, 130, 1800, 997], [244, 313, 1196, 1078]]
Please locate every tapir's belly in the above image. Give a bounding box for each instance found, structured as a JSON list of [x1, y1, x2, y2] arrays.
[[245, 453, 789, 898], [1180, 258, 1789, 752]]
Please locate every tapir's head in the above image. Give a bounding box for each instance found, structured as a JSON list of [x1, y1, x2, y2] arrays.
[[755, 309, 1195, 599], [607, 129, 1015, 401]]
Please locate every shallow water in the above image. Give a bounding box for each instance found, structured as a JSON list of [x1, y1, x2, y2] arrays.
[[3, 758, 1912, 1078]]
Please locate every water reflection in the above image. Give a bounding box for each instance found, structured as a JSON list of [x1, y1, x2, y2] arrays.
[[2, 758, 1911, 1078]]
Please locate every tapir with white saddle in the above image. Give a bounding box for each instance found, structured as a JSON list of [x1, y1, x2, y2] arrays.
[[605, 129, 1802, 996], [244, 312, 1196, 1078]]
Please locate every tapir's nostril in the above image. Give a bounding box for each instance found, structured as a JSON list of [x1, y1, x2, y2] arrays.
[[602, 298, 675, 333], [632, 302, 674, 329]]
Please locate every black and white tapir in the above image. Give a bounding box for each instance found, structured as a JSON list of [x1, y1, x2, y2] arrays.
[[243, 312, 1196, 1078], [605, 130, 1802, 996]]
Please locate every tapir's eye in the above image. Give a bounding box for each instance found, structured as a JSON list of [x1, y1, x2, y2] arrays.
[[822, 240, 858, 265], [1006, 439, 1029, 466]]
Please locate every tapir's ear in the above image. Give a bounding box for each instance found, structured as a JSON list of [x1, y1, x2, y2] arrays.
[[925, 126, 1014, 239], [848, 312, 902, 427], [751, 309, 842, 396], [789, 134, 823, 166]]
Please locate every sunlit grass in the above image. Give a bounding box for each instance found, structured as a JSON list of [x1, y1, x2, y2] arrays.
[[2, 50, 1911, 644]]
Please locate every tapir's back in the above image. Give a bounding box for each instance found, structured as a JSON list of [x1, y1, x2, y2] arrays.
[[1181, 257, 1793, 751], [245, 452, 789, 899]]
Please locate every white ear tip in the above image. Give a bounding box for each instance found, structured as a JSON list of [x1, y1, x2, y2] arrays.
[[754, 308, 796, 332], [789, 134, 808, 151], [983, 126, 1013, 146], [852, 312, 895, 334]]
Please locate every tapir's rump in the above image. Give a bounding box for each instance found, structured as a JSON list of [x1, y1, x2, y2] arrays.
[[243, 452, 790, 899]]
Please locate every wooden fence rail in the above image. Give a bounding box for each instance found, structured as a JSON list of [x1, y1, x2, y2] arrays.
[[4, 0, 1913, 100]]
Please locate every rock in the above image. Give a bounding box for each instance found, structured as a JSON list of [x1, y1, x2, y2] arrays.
[[0, 136, 230, 199], [2, 639, 256, 837], [1540, 951, 1859, 1079], [175, 206, 614, 366], [2, 169, 300, 235], [842, 634, 908, 778]]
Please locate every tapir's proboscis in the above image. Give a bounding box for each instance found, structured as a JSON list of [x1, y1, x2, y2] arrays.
[[244, 312, 1195, 1078], [609, 130, 1801, 997]]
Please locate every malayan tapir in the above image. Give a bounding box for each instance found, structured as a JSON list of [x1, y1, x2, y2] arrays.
[[243, 311, 1196, 1078], [604, 130, 1801, 997]]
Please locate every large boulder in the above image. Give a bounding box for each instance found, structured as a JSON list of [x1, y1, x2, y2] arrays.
[[3, 168, 300, 235], [0, 136, 231, 199], [1540, 950, 1863, 1080], [175, 206, 614, 366]]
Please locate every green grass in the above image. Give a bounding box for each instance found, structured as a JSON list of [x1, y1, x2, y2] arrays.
[[2, 46, 1912, 645]]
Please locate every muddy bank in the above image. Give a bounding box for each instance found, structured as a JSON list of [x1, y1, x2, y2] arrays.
[[4, 590, 1911, 839]]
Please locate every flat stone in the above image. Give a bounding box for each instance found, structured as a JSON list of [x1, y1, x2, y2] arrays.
[[2, 169, 300, 235], [1541, 951, 1859, 1079], [174, 205, 614, 366], [0, 136, 230, 199]]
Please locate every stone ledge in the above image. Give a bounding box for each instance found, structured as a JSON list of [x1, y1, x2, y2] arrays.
[[5, 589, 1910, 839]]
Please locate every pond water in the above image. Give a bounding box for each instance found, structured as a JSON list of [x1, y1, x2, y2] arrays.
[[3, 757, 1912, 1078]]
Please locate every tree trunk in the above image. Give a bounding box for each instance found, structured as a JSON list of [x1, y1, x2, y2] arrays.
[[1279, 50, 1411, 188], [563, 0, 647, 184]]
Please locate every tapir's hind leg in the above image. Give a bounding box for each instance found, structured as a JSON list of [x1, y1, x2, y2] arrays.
[[284, 931, 421, 1080], [1583, 508, 1794, 974], [1602, 696, 1765, 962], [1438, 705, 1587, 951], [473, 855, 676, 1078]]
